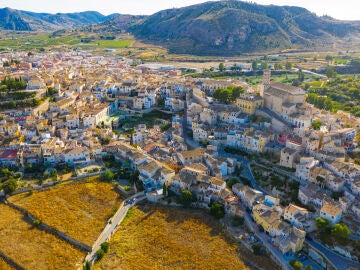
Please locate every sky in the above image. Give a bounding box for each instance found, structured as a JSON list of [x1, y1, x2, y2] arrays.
[[0, 0, 359, 20]]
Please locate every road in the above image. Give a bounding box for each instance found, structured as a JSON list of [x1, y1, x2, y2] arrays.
[[85, 192, 146, 264], [306, 238, 360, 270], [219, 147, 360, 270]]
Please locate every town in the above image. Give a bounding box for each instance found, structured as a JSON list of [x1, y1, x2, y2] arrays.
[[0, 48, 360, 270]]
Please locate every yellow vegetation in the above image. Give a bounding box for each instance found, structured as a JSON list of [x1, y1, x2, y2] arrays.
[[94, 205, 249, 270], [8, 180, 123, 245], [0, 258, 14, 270], [0, 204, 85, 270]]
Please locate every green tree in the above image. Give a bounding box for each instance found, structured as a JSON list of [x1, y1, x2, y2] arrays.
[[326, 67, 337, 78], [306, 265, 313, 270], [298, 69, 305, 82], [311, 121, 322, 130], [219, 62, 225, 72], [100, 242, 110, 253], [260, 62, 268, 70], [293, 261, 303, 270], [226, 178, 239, 188], [316, 217, 330, 231], [163, 183, 168, 197], [177, 190, 194, 207], [100, 169, 115, 182], [96, 248, 105, 261], [210, 202, 225, 219], [285, 62, 292, 70], [2, 179, 18, 194], [331, 224, 350, 239], [83, 261, 91, 270], [252, 60, 258, 70], [252, 243, 262, 255]]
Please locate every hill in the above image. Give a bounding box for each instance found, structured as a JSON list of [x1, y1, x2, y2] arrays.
[[127, 0, 360, 55], [0, 7, 113, 31]]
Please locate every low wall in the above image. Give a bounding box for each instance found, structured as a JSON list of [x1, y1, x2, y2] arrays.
[[5, 201, 92, 252]]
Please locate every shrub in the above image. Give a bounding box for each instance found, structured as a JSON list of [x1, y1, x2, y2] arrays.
[[210, 202, 225, 219], [124, 185, 131, 191], [96, 248, 105, 261], [101, 242, 110, 253], [33, 219, 41, 227], [232, 216, 244, 226]]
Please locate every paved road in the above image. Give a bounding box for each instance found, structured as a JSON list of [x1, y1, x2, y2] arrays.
[[306, 238, 360, 270], [85, 192, 146, 264]]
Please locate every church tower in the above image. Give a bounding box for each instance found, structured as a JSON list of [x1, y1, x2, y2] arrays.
[[260, 69, 271, 97]]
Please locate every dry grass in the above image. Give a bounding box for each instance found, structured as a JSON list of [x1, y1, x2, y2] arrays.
[[94, 205, 250, 270], [0, 204, 85, 270], [8, 180, 123, 245], [0, 258, 14, 270]]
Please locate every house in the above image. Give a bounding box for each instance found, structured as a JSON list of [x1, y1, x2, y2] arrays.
[[283, 204, 315, 232], [277, 227, 306, 254], [0, 149, 19, 167], [319, 201, 342, 225], [177, 148, 205, 165], [295, 157, 318, 182], [235, 93, 263, 114], [63, 147, 91, 166], [280, 147, 299, 169], [138, 160, 160, 180], [232, 183, 263, 208], [253, 204, 283, 235]]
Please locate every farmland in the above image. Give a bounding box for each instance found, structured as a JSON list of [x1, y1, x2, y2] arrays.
[[0, 204, 85, 270], [0, 258, 14, 270], [8, 179, 123, 245], [85, 39, 133, 48], [94, 205, 249, 270]]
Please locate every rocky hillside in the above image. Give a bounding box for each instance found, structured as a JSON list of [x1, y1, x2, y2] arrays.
[[0, 7, 113, 31], [128, 1, 360, 55]]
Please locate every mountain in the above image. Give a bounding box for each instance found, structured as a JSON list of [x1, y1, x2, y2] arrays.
[[0, 7, 112, 31], [127, 0, 360, 55], [90, 14, 146, 33]]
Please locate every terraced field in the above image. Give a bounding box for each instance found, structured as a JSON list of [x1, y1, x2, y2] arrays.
[[94, 205, 249, 270], [0, 204, 85, 270], [8, 180, 123, 245]]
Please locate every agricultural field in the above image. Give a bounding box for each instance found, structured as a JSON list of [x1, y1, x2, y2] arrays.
[[94, 205, 249, 270], [0, 34, 80, 50], [8, 179, 123, 245], [84, 39, 133, 48], [0, 258, 14, 270], [0, 204, 85, 270]]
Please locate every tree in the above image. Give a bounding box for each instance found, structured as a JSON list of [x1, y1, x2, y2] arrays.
[[100, 169, 115, 182], [162, 183, 168, 197], [2, 179, 18, 194], [227, 178, 239, 188], [100, 242, 110, 253], [219, 62, 225, 72], [306, 265, 313, 270], [177, 190, 194, 207], [298, 69, 305, 82], [83, 261, 91, 270], [260, 62, 268, 70], [293, 261, 303, 270], [326, 67, 337, 78], [331, 223, 350, 239], [311, 121, 322, 130], [96, 248, 105, 261], [252, 243, 262, 255], [252, 60, 258, 70], [285, 62, 292, 70], [210, 202, 225, 219], [316, 217, 330, 231]]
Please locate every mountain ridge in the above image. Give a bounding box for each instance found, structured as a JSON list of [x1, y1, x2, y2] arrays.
[[0, 7, 115, 31]]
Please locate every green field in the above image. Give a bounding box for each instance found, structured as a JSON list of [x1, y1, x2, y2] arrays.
[[85, 39, 133, 48], [0, 34, 80, 50]]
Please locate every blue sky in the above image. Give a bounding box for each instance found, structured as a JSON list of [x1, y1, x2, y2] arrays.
[[0, 0, 358, 20]]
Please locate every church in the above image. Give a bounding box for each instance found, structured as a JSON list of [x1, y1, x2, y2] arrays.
[[262, 70, 306, 115]]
